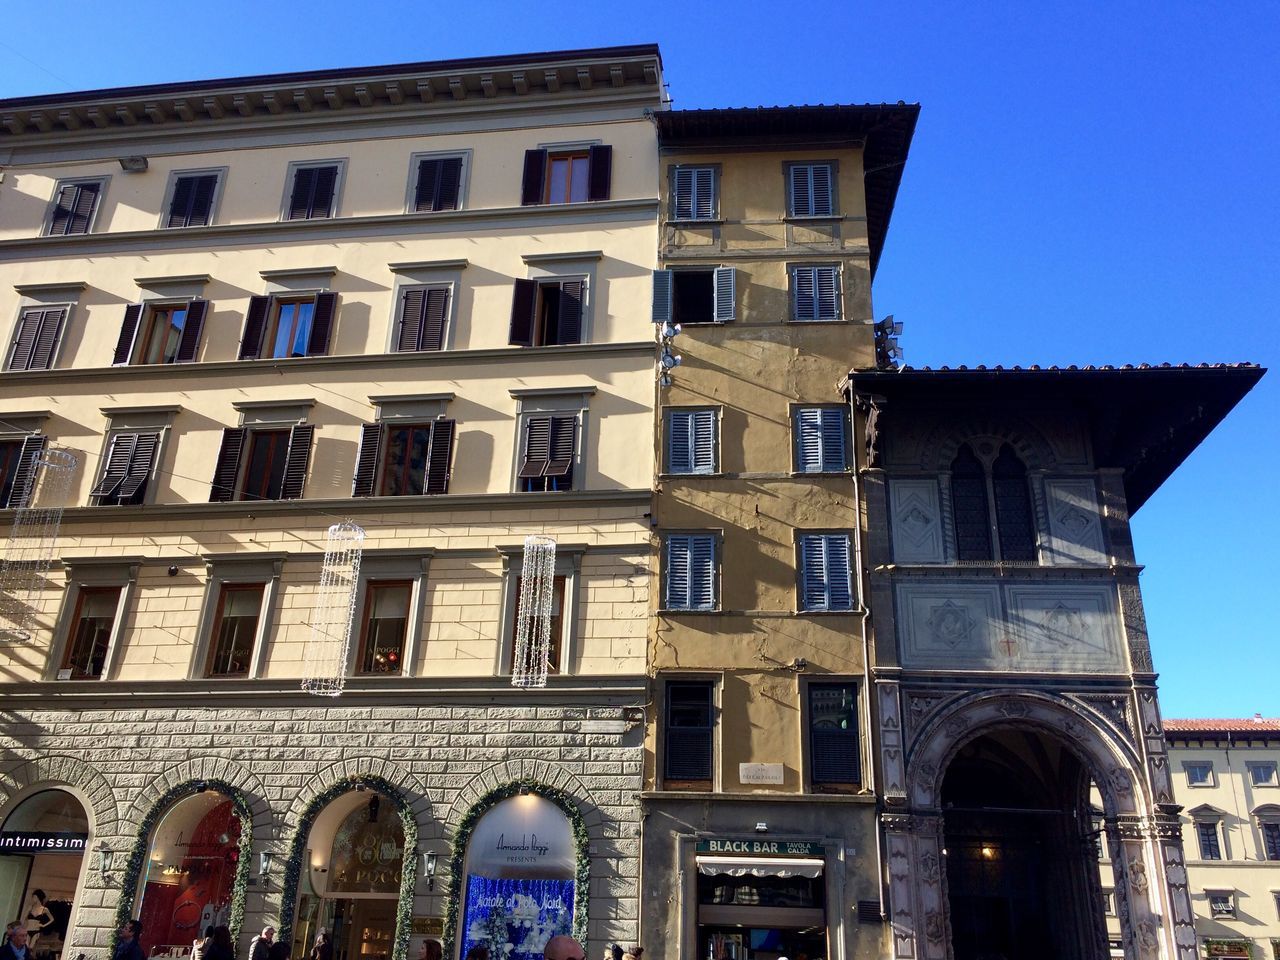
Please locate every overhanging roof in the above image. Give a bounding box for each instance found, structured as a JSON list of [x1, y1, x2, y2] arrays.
[[844, 363, 1264, 512], [654, 104, 920, 277]]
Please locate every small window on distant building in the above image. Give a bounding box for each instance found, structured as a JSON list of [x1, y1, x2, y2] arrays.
[[787, 162, 835, 217], [113, 301, 209, 366], [1207, 891, 1236, 918], [1197, 821, 1223, 861], [521, 146, 612, 205], [165, 172, 219, 228], [671, 166, 718, 220], [45, 178, 105, 236], [284, 163, 341, 220], [1249, 762, 1279, 787], [1185, 762, 1214, 787], [410, 155, 463, 212]]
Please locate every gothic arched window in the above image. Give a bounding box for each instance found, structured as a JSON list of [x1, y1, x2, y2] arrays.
[[950, 444, 992, 561], [949, 443, 1038, 562]]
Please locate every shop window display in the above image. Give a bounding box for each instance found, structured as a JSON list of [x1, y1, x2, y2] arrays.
[[694, 856, 828, 960], [0, 790, 89, 958]]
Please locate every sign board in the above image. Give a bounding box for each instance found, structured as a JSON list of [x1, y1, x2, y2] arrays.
[[738, 763, 785, 785], [695, 838, 824, 857], [0, 831, 88, 853], [410, 918, 443, 936]]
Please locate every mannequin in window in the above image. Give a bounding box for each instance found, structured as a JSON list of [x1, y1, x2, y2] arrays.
[[22, 893, 52, 952]]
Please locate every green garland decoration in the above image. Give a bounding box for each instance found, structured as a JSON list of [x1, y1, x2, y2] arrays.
[[109, 780, 255, 955], [277, 775, 418, 960], [441, 779, 590, 956]]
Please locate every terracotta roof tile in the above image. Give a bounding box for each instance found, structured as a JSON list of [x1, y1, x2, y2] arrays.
[[1164, 717, 1280, 733]]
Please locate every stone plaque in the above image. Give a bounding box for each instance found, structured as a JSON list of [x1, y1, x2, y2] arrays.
[[739, 762, 784, 784]]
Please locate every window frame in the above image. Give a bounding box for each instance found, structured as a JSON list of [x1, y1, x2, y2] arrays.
[[48, 559, 140, 682], [509, 389, 592, 494], [803, 678, 863, 790], [791, 404, 850, 474], [354, 579, 414, 675], [1184, 761, 1216, 788], [544, 149, 592, 205], [129, 299, 197, 366], [788, 263, 844, 322], [947, 441, 1040, 564], [403, 150, 470, 214], [204, 581, 268, 679], [496, 544, 582, 677], [43, 176, 109, 237], [346, 553, 431, 678], [189, 555, 282, 680], [5, 302, 71, 372], [1195, 817, 1225, 861], [1249, 762, 1279, 788], [1259, 818, 1280, 862], [530, 275, 591, 347], [795, 531, 857, 613], [660, 675, 718, 789], [669, 164, 720, 222], [663, 406, 720, 476], [1205, 889, 1237, 919], [388, 282, 455, 353], [158, 167, 227, 229], [783, 160, 839, 219], [661, 531, 720, 613], [279, 159, 347, 221]]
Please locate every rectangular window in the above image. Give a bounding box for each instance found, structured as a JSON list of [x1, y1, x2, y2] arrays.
[[238, 293, 336, 360], [46, 179, 104, 236], [808, 682, 861, 786], [6, 307, 67, 371], [1185, 762, 1214, 786], [1250, 762, 1279, 787], [651, 268, 736, 325], [1102, 890, 1115, 917], [787, 162, 835, 217], [284, 163, 340, 220], [166, 173, 219, 228], [357, 581, 412, 674], [394, 287, 449, 352], [664, 534, 717, 611], [60, 586, 120, 679], [508, 576, 566, 674], [1197, 822, 1223, 860], [411, 156, 463, 212], [517, 416, 577, 492], [791, 265, 842, 322], [520, 145, 612, 205], [1262, 822, 1280, 861], [113, 301, 208, 366], [666, 408, 718, 475], [352, 420, 456, 498], [1208, 892, 1236, 918], [91, 432, 160, 506], [205, 583, 265, 678], [672, 166, 717, 220], [509, 278, 585, 347], [799, 534, 855, 612], [209, 424, 313, 502], [664, 680, 714, 784], [547, 151, 590, 204], [794, 407, 848, 473]]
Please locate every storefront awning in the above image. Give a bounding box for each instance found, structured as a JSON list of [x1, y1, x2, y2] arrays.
[[695, 855, 824, 879]]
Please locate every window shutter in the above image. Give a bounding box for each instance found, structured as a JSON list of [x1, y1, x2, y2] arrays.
[[992, 444, 1036, 562], [280, 424, 315, 500], [112, 304, 144, 365], [557, 281, 583, 344], [545, 416, 576, 477], [6, 310, 45, 370], [414, 158, 443, 213], [818, 408, 846, 471], [793, 266, 817, 321], [238, 296, 271, 360], [49, 185, 77, 235], [420, 288, 449, 351], [175, 299, 208, 363], [665, 535, 691, 609], [117, 432, 159, 499], [800, 535, 830, 610], [28, 308, 66, 370], [694, 167, 716, 219], [167, 176, 195, 228], [424, 419, 455, 494], [188, 174, 217, 226], [521, 149, 547, 206], [508, 279, 538, 346], [307, 292, 338, 355], [673, 168, 694, 220], [667, 410, 692, 474], [91, 434, 137, 498], [311, 165, 338, 217], [815, 266, 840, 320], [664, 682, 713, 781], [689, 535, 716, 610], [437, 157, 462, 211], [789, 165, 811, 217], [351, 424, 383, 497], [811, 164, 834, 216], [691, 409, 716, 474], [795, 408, 824, 472], [396, 289, 426, 351], [951, 444, 993, 561], [518, 417, 552, 478], [652, 270, 673, 324], [713, 267, 736, 322], [8, 434, 47, 509], [587, 144, 612, 201], [809, 684, 861, 784], [209, 428, 247, 502], [287, 167, 316, 220], [71, 183, 99, 233]]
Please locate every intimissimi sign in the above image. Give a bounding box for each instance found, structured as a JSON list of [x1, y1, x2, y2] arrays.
[[0, 831, 88, 853]]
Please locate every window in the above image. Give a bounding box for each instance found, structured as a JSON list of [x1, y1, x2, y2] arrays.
[[798, 534, 855, 612], [1197, 821, 1223, 860], [1185, 762, 1215, 787], [410, 155, 463, 212], [356, 581, 412, 674], [165, 173, 219, 228], [60, 586, 120, 679], [91, 432, 160, 505], [664, 534, 717, 611], [113, 300, 208, 365], [284, 162, 340, 220], [790, 265, 842, 321], [393, 287, 450, 352], [1250, 762, 1279, 787], [672, 166, 717, 220], [521, 145, 612, 205], [665, 408, 718, 475], [651, 268, 736, 324], [509, 278, 585, 347], [209, 424, 313, 502], [1102, 889, 1115, 916], [352, 420, 456, 497], [950, 443, 1037, 563], [507, 576, 566, 674], [808, 682, 861, 786], [45, 179, 104, 236], [5, 306, 67, 371], [787, 162, 835, 217], [794, 407, 848, 473], [0, 435, 46, 509], [517, 416, 577, 492], [205, 583, 265, 678], [1262, 821, 1280, 861], [664, 680, 714, 785], [1207, 891, 1236, 918], [238, 293, 337, 360]]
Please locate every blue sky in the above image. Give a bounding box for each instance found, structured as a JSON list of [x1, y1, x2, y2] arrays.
[[3, 2, 1275, 717]]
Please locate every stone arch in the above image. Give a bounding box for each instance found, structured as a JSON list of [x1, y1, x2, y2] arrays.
[[919, 415, 1058, 474], [0, 754, 119, 836], [123, 756, 271, 838], [444, 757, 602, 835], [282, 755, 434, 838]]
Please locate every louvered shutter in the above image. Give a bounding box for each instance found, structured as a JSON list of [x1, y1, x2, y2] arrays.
[[694, 167, 716, 219], [818, 408, 847, 471], [690, 409, 716, 474], [351, 424, 384, 497], [174, 299, 208, 363], [811, 163, 834, 216], [667, 410, 692, 474], [287, 167, 316, 220], [673, 168, 695, 220], [800, 536, 829, 611], [312, 165, 338, 217], [521, 149, 547, 206], [396, 289, 426, 351], [825, 535, 853, 609], [815, 266, 841, 320], [545, 416, 576, 477], [167, 176, 196, 228], [8, 435, 47, 508], [48, 185, 77, 235], [28, 308, 66, 370], [7, 310, 45, 371], [437, 157, 462, 210], [69, 182, 99, 234], [424, 419, 455, 494], [420, 288, 449, 351], [664, 682, 714, 781], [809, 683, 860, 784], [517, 417, 551, 478], [688, 535, 717, 610], [188, 174, 217, 226], [793, 266, 817, 321], [652, 270, 673, 324], [117, 433, 158, 499], [801, 534, 853, 611], [280, 424, 315, 500], [713, 267, 736, 322], [209, 428, 247, 502], [238, 296, 271, 360], [509, 279, 538, 346], [557, 281, 583, 344], [789, 165, 811, 217], [91, 434, 137, 498], [307, 292, 337, 355], [587, 144, 612, 201], [664, 535, 692, 609], [795, 408, 824, 472], [112, 304, 144, 365], [414, 158, 443, 213]]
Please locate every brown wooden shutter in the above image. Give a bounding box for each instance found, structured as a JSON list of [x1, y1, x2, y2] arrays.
[[396, 289, 426, 351], [517, 417, 551, 478], [238, 296, 271, 359], [280, 424, 315, 500], [307, 293, 338, 355], [352, 424, 383, 497], [183, 174, 218, 227], [521, 149, 547, 205], [414, 159, 442, 212], [175, 299, 208, 363], [28, 308, 66, 370], [587, 145, 612, 201], [7, 310, 45, 370], [421, 288, 448, 350], [91, 434, 138, 498], [209, 428, 247, 502], [49, 185, 76, 235], [424, 419, 455, 494], [167, 176, 195, 228], [437, 157, 462, 210], [117, 432, 158, 499], [113, 304, 144, 365], [69, 182, 99, 234], [312, 165, 338, 217], [545, 416, 576, 477], [8, 435, 47, 509], [557, 281, 583, 344], [508, 279, 538, 346], [287, 167, 317, 220]]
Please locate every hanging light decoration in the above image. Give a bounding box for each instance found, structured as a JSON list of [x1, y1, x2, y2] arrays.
[[302, 521, 365, 696], [511, 535, 557, 688], [0, 447, 78, 643]]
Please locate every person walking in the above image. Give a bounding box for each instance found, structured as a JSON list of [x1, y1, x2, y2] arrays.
[[0, 924, 31, 960], [249, 927, 275, 960], [205, 926, 234, 960], [309, 932, 331, 960], [113, 921, 145, 960]]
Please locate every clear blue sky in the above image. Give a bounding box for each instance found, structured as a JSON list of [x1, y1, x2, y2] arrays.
[[3, 2, 1275, 717]]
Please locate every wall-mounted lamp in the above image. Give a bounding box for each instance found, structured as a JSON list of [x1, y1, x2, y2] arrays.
[[118, 156, 149, 173], [259, 851, 272, 886], [423, 852, 438, 891], [96, 842, 116, 880]]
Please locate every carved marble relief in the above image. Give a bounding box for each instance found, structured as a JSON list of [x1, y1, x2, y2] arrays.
[[1043, 477, 1108, 565], [879, 681, 908, 801], [888, 478, 946, 563]]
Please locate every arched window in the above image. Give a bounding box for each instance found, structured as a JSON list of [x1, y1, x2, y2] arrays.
[[949, 443, 1038, 562], [950, 445, 992, 561], [0, 790, 90, 954], [992, 445, 1036, 561]]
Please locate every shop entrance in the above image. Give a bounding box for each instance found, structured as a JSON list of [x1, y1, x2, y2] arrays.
[[694, 853, 827, 960], [0, 789, 90, 960]]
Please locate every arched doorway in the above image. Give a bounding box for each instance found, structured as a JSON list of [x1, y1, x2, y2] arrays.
[[0, 789, 91, 958], [940, 729, 1108, 960]]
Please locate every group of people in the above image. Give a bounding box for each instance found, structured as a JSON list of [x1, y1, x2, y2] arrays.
[[0, 890, 57, 960], [455, 937, 642, 960]]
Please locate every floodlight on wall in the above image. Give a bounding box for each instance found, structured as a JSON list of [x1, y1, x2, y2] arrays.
[[511, 535, 556, 688], [874, 315, 904, 370], [301, 521, 364, 696]]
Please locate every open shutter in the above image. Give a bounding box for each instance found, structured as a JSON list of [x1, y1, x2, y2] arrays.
[[691, 409, 716, 474], [280, 424, 315, 500], [811, 164, 834, 216], [188, 174, 217, 226], [307, 293, 337, 355], [91, 434, 137, 498], [437, 157, 462, 210], [521, 149, 547, 206], [167, 177, 195, 228], [713, 267, 736, 322], [667, 410, 692, 474], [800, 535, 830, 610], [694, 167, 715, 219], [508, 279, 537, 346], [665, 535, 691, 609], [795, 408, 823, 472], [311, 165, 337, 217], [287, 167, 316, 220], [819, 408, 846, 471], [793, 266, 817, 321], [673, 168, 694, 220], [424, 419, 455, 494], [517, 417, 551, 478], [8, 434, 47, 509], [69, 182, 99, 234], [689, 535, 716, 610], [209, 428, 247, 502], [117, 433, 158, 499], [557, 281, 583, 344], [175, 299, 208, 363], [28, 309, 66, 370], [49, 185, 77, 235], [396, 289, 426, 351], [420, 288, 449, 351], [414, 158, 443, 212], [789, 165, 810, 216], [652, 270, 673, 324], [7, 310, 43, 370], [352, 424, 383, 497], [825, 535, 853, 610], [587, 144, 612, 201], [112, 304, 144, 365], [545, 416, 576, 477], [238, 296, 271, 360], [816, 266, 840, 320]]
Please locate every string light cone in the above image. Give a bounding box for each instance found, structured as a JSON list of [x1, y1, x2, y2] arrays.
[[511, 535, 557, 688], [302, 521, 365, 696]]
